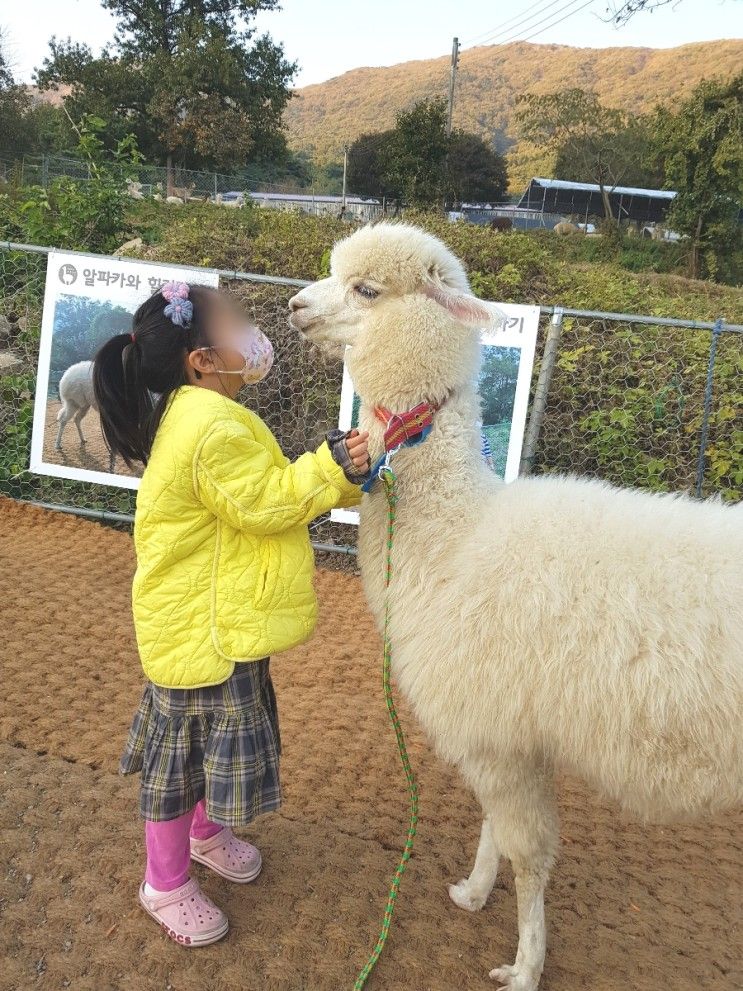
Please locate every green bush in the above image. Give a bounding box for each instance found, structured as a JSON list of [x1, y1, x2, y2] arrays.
[[130, 200, 349, 279], [0, 117, 141, 254]]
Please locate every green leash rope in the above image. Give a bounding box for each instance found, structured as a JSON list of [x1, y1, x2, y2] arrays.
[[353, 465, 419, 990]]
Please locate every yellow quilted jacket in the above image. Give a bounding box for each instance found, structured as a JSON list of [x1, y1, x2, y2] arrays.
[[131, 385, 362, 688]]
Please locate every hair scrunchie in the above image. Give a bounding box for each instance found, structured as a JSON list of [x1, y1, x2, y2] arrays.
[[161, 281, 193, 327]]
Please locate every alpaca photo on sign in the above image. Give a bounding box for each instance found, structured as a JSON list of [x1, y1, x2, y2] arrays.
[[45, 294, 140, 479], [29, 250, 219, 489]]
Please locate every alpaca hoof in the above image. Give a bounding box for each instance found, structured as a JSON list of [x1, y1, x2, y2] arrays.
[[489, 964, 538, 991], [448, 879, 487, 912]]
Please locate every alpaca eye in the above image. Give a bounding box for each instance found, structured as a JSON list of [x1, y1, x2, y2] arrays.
[[354, 284, 379, 300]]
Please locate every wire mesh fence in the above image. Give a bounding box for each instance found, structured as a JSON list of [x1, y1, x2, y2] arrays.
[[0, 242, 741, 559], [2, 155, 388, 223], [5, 154, 346, 201], [527, 310, 742, 502]]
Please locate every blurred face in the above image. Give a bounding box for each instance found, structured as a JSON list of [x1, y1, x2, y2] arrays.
[[188, 293, 273, 397]]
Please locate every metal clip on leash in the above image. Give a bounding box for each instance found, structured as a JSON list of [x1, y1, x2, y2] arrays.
[[352, 455, 419, 990]]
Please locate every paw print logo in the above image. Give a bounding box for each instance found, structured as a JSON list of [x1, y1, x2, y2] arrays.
[[58, 264, 78, 286]]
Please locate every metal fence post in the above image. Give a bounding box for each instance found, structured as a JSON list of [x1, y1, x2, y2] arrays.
[[695, 317, 724, 499], [519, 306, 564, 476]]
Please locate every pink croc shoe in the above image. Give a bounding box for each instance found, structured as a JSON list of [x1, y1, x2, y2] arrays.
[[190, 827, 262, 883], [138, 878, 228, 946]]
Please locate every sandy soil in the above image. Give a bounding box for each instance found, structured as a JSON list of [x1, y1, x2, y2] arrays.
[[0, 497, 740, 991], [42, 400, 142, 479]]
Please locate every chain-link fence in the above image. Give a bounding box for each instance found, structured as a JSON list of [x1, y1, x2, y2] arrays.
[[4, 154, 341, 200], [2, 155, 388, 222], [1, 242, 741, 558], [521, 308, 742, 502]]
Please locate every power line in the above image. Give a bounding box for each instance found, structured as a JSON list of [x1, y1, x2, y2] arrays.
[[470, 0, 591, 49], [462, 0, 568, 47], [464, 0, 597, 50], [511, 0, 597, 44]]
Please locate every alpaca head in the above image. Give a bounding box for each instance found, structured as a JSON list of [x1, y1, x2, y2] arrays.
[[288, 222, 506, 408]]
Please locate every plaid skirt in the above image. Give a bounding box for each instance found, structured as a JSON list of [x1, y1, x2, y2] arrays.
[[119, 659, 281, 826]]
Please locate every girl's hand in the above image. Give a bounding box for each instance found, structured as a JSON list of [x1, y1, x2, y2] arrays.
[[346, 429, 370, 471]]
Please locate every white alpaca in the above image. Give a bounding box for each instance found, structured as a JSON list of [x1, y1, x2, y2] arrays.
[[55, 360, 115, 472], [288, 222, 743, 991], [126, 180, 144, 201], [213, 193, 244, 208]]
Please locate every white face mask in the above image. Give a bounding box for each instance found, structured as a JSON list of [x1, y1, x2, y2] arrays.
[[198, 327, 274, 385]]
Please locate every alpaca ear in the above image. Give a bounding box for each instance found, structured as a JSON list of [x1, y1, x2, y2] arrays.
[[422, 270, 506, 329]]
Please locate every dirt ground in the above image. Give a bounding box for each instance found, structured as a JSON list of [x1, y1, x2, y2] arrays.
[[0, 496, 740, 991], [42, 400, 142, 479]]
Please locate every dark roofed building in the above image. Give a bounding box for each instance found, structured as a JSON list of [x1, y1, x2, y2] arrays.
[[517, 177, 676, 223]]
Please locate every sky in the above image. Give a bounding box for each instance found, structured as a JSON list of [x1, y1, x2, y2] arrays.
[[2, 0, 741, 88]]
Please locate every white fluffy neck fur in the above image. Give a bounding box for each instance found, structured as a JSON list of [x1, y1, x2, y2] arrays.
[[358, 382, 496, 525]]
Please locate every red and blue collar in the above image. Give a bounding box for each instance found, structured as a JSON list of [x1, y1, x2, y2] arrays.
[[362, 400, 442, 493], [374, 402, 439, 452]]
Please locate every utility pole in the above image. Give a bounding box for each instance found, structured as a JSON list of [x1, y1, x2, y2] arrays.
[[444, 37, 460, 213], [446, 36, 460, 137], [341, 144, 348, 217]]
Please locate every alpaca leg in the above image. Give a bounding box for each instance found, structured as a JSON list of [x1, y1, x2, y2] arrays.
[[490, 870, 549, 991], [483, 768, 557, 991], [55, 409, 70, 450], [448, 814, 500, 911], [74, 406, 89, 445]]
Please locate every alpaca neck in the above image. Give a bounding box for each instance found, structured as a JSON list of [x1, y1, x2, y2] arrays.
[[360, 386, 492, 522]]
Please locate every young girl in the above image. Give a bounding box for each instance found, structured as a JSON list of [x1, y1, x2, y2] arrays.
[[94, 281, 370, 946]]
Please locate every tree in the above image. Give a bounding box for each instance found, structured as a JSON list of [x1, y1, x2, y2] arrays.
[[11, 114, 142, 254], [385, 97, 450, 208], [446, 131, 508, 206], [479, 347, 520, 426], [50, 297, 133, 385], [347, 130, 398, 200], [552, 113, 664, 192], [0, 29, 77, 161], [653, 73, 743, 279], [36, 1, 296, 188], [348, 101, 507, 208], [515, 89, 649, 220], [0, 34, 34, 160]]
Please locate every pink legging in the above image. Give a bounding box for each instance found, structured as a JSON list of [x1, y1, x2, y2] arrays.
[[145, 799, 223, 891]]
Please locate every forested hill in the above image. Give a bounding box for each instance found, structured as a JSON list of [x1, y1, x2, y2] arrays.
[[284, 39, 743, 185]]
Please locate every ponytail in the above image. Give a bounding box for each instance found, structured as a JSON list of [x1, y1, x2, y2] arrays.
[[93, 283, 216, 469], [93, 333, 155, 468]]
